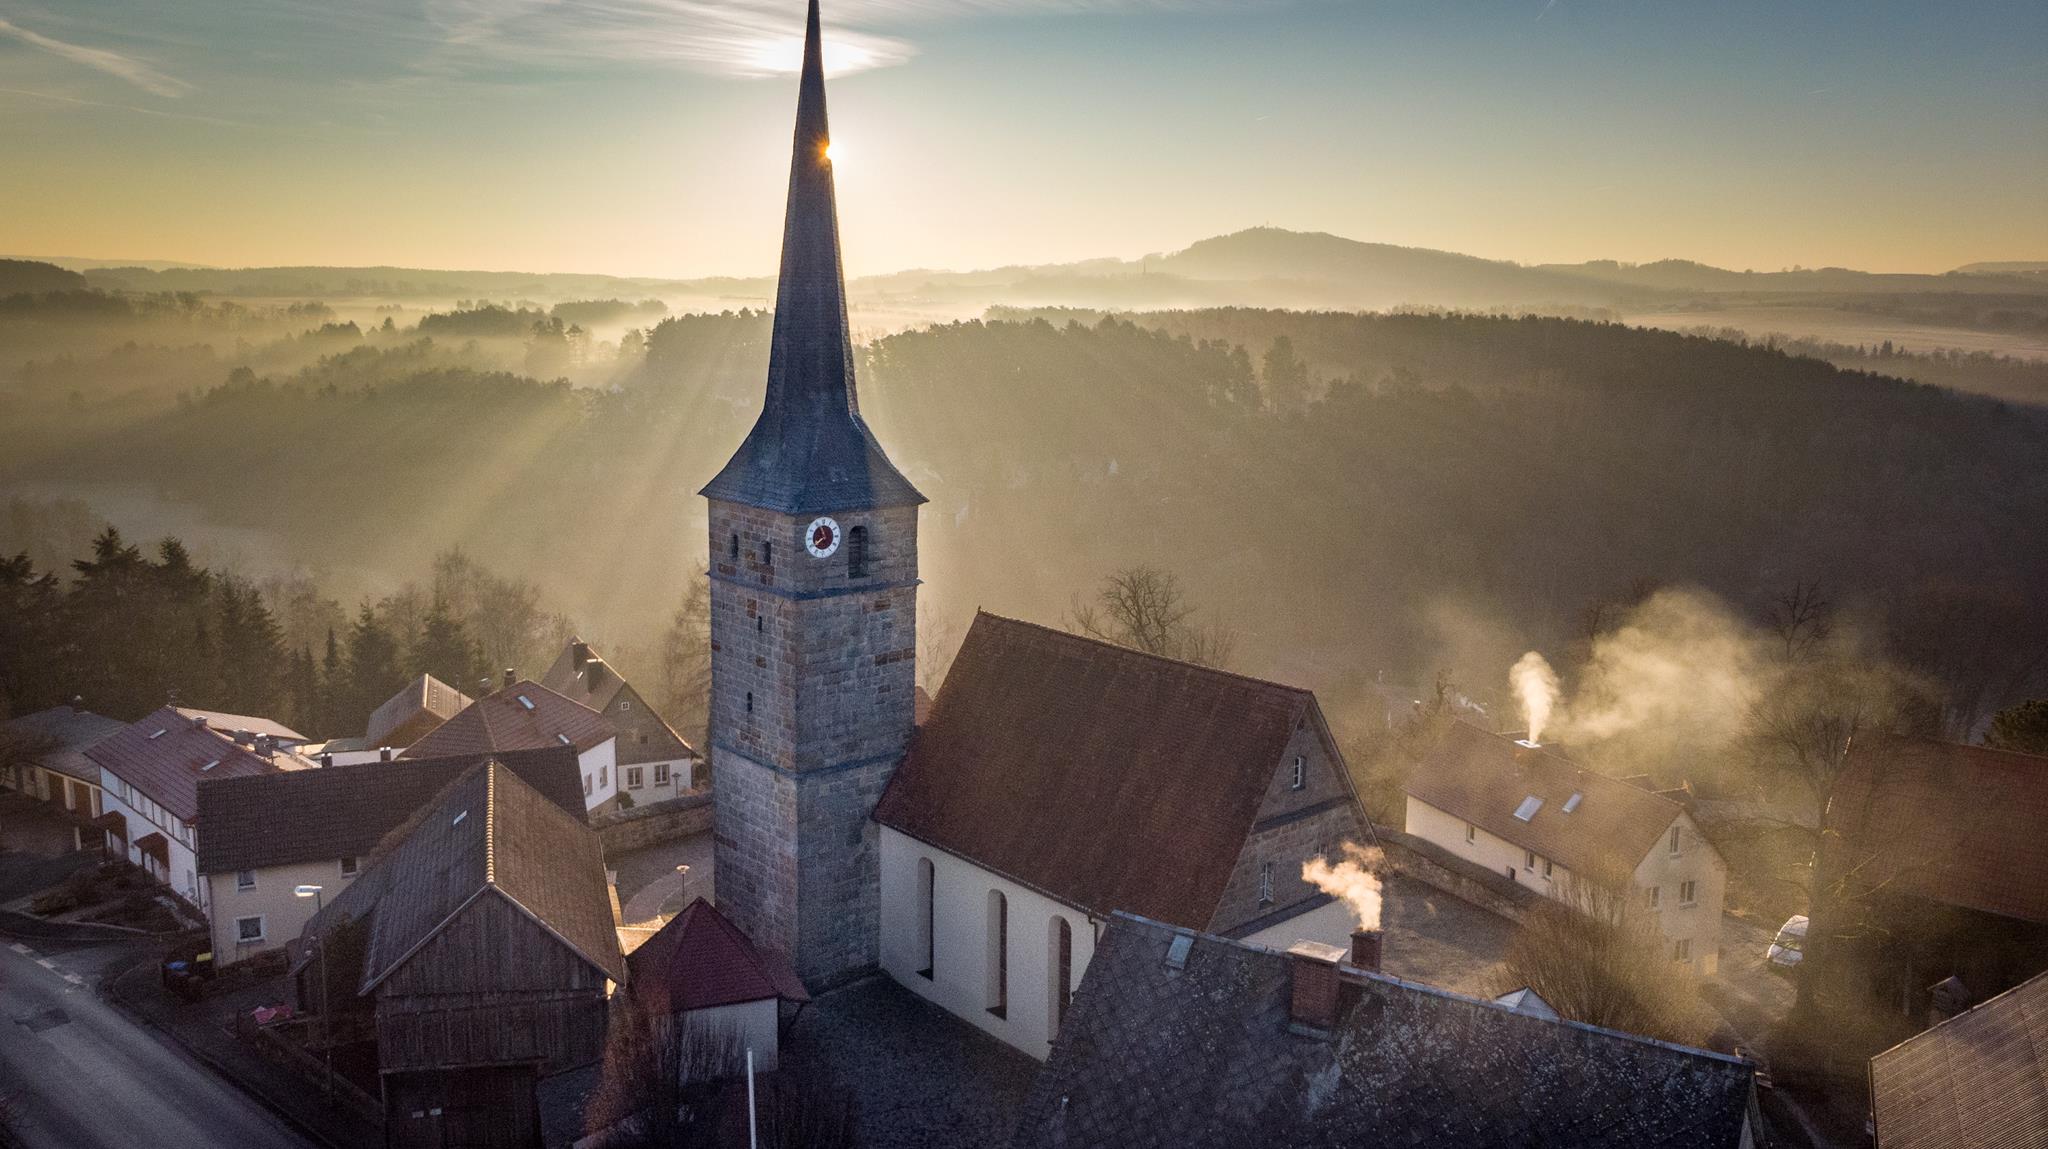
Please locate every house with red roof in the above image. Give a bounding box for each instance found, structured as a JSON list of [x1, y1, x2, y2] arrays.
[[401, 675, 620, 814], [84, 705, 315, 911], [872, 611, 1376, 1059], [1404, 720, 1728, 974], [627, 897, 809, 1071]]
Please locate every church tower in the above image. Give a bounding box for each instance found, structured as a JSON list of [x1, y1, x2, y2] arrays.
[[700, 0, 924, 988]]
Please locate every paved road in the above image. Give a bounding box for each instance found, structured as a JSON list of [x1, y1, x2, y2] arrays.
[[0, 930, 317, 1149]]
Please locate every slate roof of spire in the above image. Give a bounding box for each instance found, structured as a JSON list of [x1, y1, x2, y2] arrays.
[[1009, 912, 1757, 1149], [699, 0, 924, 516]]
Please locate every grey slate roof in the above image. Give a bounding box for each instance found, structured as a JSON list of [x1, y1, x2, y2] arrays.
[[1, 705, 123, 784], [300, 760, 625, 992], [1011, 913, 1756, 1149], [1871, 966, 2048, 1149], [193, 745, 585, 874], [697, 0, 924, 516]]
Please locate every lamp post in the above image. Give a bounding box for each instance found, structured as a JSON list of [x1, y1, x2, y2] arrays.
[[294, 884, 331, 1100]]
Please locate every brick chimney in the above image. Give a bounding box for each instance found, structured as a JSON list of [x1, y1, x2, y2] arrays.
[[254, 733, 274, 759], [1349, 927, 1383, 973], [379, 747, 394, 762], [502, 668, 516, 689], [572, 640, 591, 670], [1286, 941, 1346, 1031], [190, 714, 209, 730]]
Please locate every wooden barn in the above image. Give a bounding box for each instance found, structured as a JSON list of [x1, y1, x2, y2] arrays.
[[293, 758, 625, 1148]]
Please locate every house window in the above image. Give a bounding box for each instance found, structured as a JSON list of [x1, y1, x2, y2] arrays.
[[626, 767, 644, 790], [1524, 850, 1536, 871], [1542, 859, 1554, 880], [340, 856, 358, 877], [916, 857, 936, 979], [1290, 756, 1306, 791], [583, 774, 593, 797], [987, 889, 1008, 1018], [236, 870, 256, 891], [1050, 916, 1073, 1040], [1647, 885, 1662, 911], [848, 525, 869, 579], [1669, 826, 1682, 856], [1673, 938, 1692, 963], [1679, 880, 1697, 906], [654, 763, 670, 785], [620, 700, 631, 711], [1259, 861, 1275, 905], [1464, 823, 1476, 844], [599, 766, 608, 788], [236, 916, 264, 943]]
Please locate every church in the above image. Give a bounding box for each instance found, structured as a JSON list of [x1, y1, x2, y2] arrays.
[[699, 0, 1374, 1059]]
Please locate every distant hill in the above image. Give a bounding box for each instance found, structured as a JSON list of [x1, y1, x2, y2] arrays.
[[0, 260, 89, 296]]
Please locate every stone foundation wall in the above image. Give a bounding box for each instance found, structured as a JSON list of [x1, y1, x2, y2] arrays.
[[593, 790, 714, 855]]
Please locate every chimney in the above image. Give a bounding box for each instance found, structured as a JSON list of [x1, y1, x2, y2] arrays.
[[254, 733, 274, 759], [479, 677, 493, 696], [318, 752, 334, 768], [1286, 941, 1346, 1031], [190, 714, 209, 730], [379, 747, 394, 762], [503, 668, 516, 689], [572, 640, 591, 670], [233, 728, 254, 746], [1349, 927, 1383, 973]]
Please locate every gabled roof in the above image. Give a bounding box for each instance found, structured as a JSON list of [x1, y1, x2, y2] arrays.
[[1829, 736, 2048, 924], [399, 680, 614, 760], [628, 898, 809, 1015], [1871, 967, 2048, 1149], [194, 745, 585, 875], [1, 705, 123, 784], [697, 0, 923, 516], [540, 638, 696, 757], [302, 760, 625, 993], [363, 674, 472, 749], [84, 706, 312, 822], [1406, 720, 1687, 878], [1010, 913, 1756, 1149], [875, 611, 1347, 926]]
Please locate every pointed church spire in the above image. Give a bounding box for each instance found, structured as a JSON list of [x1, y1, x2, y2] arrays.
[[701, 0, 924, 515]]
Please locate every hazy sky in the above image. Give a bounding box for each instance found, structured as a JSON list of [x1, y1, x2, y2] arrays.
[[2, 0, 2043, 277]]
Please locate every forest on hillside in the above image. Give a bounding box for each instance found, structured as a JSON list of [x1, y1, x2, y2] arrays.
[[2, 283, 2044, 753]]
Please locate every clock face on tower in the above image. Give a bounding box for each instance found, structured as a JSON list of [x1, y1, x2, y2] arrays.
[[804, 516, 842, 558]]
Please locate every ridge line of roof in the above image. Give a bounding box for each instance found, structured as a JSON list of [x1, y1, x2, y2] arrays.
[[484, 759, 497, 887], [970, 609, 1315, 699], [1440, 719, 1687, 815], [1105, 909, 1752, 1067]]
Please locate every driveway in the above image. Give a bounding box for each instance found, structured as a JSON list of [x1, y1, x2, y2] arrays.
[[0, 921, 317, 1149]]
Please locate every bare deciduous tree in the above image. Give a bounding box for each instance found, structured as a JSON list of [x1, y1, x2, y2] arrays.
[[658, 567, 712, 753], [1066, 566, 1237, 668], [1495, 871, 1713, 1048]]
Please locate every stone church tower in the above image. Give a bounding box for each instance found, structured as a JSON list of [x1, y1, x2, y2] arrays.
[[700, 0, 925, 988]]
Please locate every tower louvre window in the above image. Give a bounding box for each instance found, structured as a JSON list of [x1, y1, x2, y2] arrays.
[[848, 525, 869, 578]]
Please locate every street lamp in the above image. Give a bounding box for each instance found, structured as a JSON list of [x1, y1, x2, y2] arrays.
[[294, 884, 331, 1100]]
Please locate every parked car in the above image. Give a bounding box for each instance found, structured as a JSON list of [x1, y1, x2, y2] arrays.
[[1766, 915, 1807, 972]]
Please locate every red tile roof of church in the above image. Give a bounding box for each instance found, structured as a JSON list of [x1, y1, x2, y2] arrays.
[[875, 611, 1345, 927]]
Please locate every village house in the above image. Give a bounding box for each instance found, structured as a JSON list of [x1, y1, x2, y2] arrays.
[[625, 896, 810, 1073], [1405, 719, 1729, 973], [401, 673, 620, 814], [871, 611, 1377, 1059], [541, 638, 698, 803], [0, 704, 122, 849], [1818, 736, 2048, 1024], [84, 706, 316, 910], [293, 759, 624, 1149], [1009, 912, 1762, 1148], [193, 744, 585, 967], [1869, 965, 2048, 1149], [306, 673, 474, 765]]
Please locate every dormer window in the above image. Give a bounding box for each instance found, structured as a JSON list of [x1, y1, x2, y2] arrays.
[[1290, 756, 1306, 790]]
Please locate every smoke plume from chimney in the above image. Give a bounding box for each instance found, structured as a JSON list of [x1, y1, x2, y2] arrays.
[[1510, 651, 1560, 744], [1301, 842, 1383, 931]]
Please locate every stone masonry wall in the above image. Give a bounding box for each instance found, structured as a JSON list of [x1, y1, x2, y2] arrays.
[[1209, 801, 1370, 935], [593, 790, 713, 854], [711, 749, 800, 958], [794, 757, 897, 986]]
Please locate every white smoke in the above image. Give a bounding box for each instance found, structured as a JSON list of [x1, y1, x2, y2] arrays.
[[1510, 651, 1561, 744], [1302, 842, 1383, 931]]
